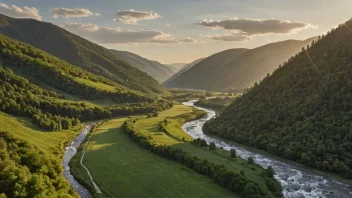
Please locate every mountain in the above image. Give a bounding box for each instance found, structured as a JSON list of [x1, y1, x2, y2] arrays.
[[109, 50, 176, 83], [164, 38, 315, 92], [163, 58, 205, 85], [0, 14, 165, 95], [167, 63, 187, 71], [203, 19, 352, 179]]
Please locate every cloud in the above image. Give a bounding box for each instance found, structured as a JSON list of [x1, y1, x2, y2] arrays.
[[202, 34, 251, 42], [62, 23, 197, 44], [197, 18, 315, 35], [50, 8, 100, 18], [113, 9, 161, 24], [0, 3, 42, 20]]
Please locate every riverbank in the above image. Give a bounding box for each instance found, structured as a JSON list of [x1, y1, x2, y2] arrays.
[[183, 100, 352, 198]]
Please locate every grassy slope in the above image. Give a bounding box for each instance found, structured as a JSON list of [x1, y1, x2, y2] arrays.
[[0, 112, 78, 155], [76, 118, 237, 198]]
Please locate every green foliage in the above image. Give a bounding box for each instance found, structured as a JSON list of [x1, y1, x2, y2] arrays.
[[209, 142, 216, 150], [231, 149, 237, 158], [0, 65, 173, 131], [163, 89, 206, 102], [248, 157, 255, 165], [0, 131, 78, 197], [204, 19, 352, 179], [192, 138, 208, 147], [0, 14, 166, 95], [0, 34, 154, 103], [195, 96, 237, 111], [122, 121, 275, 198]]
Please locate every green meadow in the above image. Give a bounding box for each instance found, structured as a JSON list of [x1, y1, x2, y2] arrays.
[[72, 117, 238, 198], [73, 104, 277, 197]]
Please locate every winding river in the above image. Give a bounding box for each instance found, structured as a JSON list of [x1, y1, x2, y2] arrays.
[[63, 124, 93, 198], [182, 100, 352, 198]]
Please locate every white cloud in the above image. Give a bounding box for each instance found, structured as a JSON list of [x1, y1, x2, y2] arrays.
[[50, 8, 100, 18], [62, 23, 197, 44], [202, 34, 251, 42], [113, 9, 161, 24], [0, 3, 42, 21], [198, 18, 315, 35]]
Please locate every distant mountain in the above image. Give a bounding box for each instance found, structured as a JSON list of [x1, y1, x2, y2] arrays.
[[167, 63, 187, 71], [163, 58, 205, 85], [164, 38, 315, 92], [203, 19, 352, 179], [0, 14, 165, 95], [109, 50, 176, 83]]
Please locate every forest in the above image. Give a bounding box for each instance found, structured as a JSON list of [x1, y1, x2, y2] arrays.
[[0, 34, 154, 103], [0, 66, 173, 131], [194, 96, 236, 111], [0, 131, 78, 197], [0, 14, 166, 95], [203, 18, 352, 178]]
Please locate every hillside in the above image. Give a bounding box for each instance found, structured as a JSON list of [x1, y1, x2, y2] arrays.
[[164, 38, 315, 92], [163, 58, 205, 85], [0, 35, 174, 131], [203, 19, 352, 179], [167, 63, 187, 71], [0, 14, 165, 95], [109, 50, 176, 83]]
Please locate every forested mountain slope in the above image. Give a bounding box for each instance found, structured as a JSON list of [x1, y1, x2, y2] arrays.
[[109, 50, 176, 83], [0, 34, 153, 103], [163, 58, 205, 85], [204, 18, 352, 178], [0, 14, 165, 94], [165, 38, 315, 92]]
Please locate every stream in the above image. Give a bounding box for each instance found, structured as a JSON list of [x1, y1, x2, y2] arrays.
[[63, 124, 93, 198], [182, 100, 352, 198]]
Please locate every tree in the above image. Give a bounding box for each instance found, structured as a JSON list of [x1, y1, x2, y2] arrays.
[[209, 142, 216, 150], [248, 157, 254, 164], [230, 149, 237, 158]]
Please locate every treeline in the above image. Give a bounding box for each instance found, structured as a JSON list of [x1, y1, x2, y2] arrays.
[[0, 131, 78, 197], [0, 34, 154, 103], [194, 97, 236, 111], [123, 120, 282, 198], [164, 90, 207, 102], [204, 18, 352, 178], [0, 66, 173, 131]]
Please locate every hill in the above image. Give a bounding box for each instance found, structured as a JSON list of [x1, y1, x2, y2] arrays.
[[0, 35, 173, 131], [167, 63, 187, 71], [203, 19, 352, 179], [109, 50, 176, 83], [164, 38, 315, 92], [0, 14, 165, 95], [163, 58, 205, 85]]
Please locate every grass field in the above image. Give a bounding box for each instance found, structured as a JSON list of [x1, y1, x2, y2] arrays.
[[74, 77, 118, 92], [74, 104, 278, 197], [133, 105, 270, 192], [74, 118, 238, 198], [0, 112, 79, 155]]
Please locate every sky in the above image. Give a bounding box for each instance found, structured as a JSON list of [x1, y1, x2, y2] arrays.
[[0, 0, 352, 64]]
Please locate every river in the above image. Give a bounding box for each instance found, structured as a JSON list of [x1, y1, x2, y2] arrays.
[[63, 124, 93, 198], [182, 100, 352, 198]]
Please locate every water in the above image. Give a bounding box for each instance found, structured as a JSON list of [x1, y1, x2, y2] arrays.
[[62, 124, 94, 198], [182, 100, 352, 198]]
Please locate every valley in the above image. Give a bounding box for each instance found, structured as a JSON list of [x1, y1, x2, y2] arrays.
[[1, 3, 352, 198]]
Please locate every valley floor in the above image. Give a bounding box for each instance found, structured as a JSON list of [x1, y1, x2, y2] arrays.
[[71, 104, 279, 197]]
